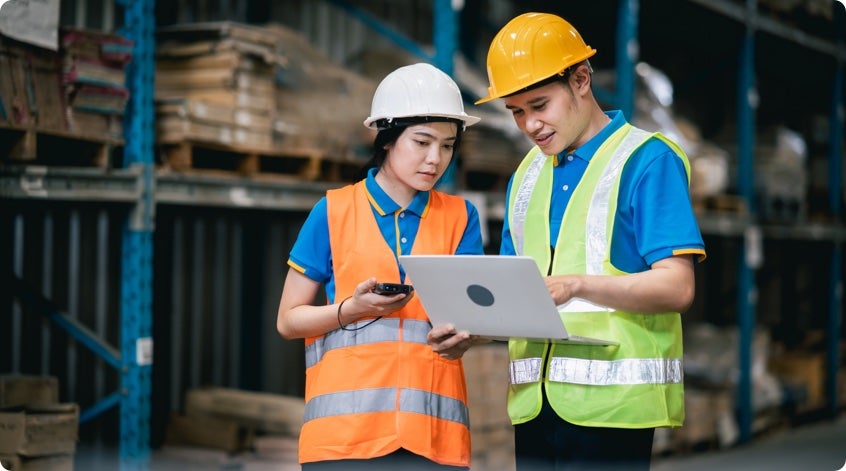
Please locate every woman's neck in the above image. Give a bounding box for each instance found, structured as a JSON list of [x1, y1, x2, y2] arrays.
[[375, 170, 415, 208]]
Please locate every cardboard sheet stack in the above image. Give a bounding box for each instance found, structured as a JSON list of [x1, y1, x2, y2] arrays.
[[267, 23, 376, 161], [0, 375, 79, 471], [154, 21, 377, 167], [161, 387, 303, 469], [0, 35, 64, 132], [155, 22, 279, 150], [61, 28, 133, 139]]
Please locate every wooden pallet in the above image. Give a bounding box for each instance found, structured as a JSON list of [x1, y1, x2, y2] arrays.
[[157, 139, 366, 182], [0, 123, 123, 168]]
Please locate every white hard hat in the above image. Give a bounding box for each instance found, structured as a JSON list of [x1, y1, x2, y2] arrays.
[[363, 62, 481, 129]]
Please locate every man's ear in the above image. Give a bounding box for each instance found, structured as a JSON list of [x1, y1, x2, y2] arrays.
[[570, 65, 592, 95]]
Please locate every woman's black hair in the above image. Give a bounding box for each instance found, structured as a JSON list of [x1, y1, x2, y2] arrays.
[[356, 117, 465, 180]]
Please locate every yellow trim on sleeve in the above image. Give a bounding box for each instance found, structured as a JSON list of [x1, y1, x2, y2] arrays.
[[288, 260, 306, 273], [672, 248, 707, 263]]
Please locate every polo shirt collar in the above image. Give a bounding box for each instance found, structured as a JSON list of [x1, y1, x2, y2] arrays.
[[556, 110, 625, 165], [364, 167, 430, 216]]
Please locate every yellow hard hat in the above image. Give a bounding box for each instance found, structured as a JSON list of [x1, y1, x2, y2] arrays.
[[475, 12, 596, 104]]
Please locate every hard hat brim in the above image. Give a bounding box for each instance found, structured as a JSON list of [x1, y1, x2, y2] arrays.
[[474, 49, 596, 105], [363, 113, 481, 129]]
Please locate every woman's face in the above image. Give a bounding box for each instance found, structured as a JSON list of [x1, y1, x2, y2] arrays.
[[381, 121, 459, 192]]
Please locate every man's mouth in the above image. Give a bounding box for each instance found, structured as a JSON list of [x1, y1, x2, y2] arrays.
[[534, 132, 554, 146]]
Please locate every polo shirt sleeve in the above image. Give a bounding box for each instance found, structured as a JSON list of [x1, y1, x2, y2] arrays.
[[287, 196, 333, 284], [616, 140, 706, 271], [456, 200, 485, 255]]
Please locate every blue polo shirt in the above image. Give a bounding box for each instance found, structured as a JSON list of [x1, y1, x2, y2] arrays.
[[500, 110, 706, 272], [288, 167, 485, 303]]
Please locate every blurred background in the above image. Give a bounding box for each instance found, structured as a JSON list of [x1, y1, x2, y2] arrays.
[[1, 0, 844, 470]]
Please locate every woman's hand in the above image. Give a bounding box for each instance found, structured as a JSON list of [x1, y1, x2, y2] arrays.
[[427, 324, 489, 360], [338, 278, 415, 326]]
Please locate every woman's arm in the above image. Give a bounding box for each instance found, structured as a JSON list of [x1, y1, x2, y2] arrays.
[[276, 268, 414, 339]]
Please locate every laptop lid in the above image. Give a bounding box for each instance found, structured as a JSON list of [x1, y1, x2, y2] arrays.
[[399, 254, 616, 346]]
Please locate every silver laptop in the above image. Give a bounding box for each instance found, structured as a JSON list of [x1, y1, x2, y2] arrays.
[[399, 255, 617, 346]]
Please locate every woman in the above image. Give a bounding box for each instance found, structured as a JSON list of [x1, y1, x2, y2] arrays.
[[276, 63, 483, 470]]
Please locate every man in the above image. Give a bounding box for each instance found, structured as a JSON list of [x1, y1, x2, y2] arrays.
[[474, 11, 706, 470]]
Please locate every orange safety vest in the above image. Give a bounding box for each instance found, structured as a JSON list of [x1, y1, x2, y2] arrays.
[[298, 181, 472, 467]]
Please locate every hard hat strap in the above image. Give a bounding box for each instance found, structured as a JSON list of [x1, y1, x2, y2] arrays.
[[374, 116, 464, 131]]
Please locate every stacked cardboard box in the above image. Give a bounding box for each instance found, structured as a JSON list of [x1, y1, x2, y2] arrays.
[[0, 375, 78, 471]]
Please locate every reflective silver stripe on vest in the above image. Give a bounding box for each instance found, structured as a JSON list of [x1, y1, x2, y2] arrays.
[[401, 319, 433, 345], [400, 388, 470, 426], [304, 387, 470, 427], [511, 148, 549, 256], [509, 357, 683, 385], [305, 318, 431, 368], [585, 127, 649, 274], [509, 357, 543, 384]]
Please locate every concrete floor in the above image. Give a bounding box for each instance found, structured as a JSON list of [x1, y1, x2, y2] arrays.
[[70, 412, 846, 470], [652, 412, 846, 471]]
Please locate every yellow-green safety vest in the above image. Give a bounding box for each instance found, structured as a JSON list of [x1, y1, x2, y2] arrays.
[[506, 124, 690, 429]]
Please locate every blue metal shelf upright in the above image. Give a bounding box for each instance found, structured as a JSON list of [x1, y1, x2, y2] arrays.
[[117, 0, 156, 467], [610, 0, 844, 444]]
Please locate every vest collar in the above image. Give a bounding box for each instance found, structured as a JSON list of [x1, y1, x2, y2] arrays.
[[365, 168, 430, 217]]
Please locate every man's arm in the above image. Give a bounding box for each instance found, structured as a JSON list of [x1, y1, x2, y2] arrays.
[[544, 254, 695, 314]]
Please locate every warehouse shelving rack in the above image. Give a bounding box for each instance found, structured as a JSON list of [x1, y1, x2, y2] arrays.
[[1, 0, 843, 467], [1, 0, 462, 468], [590, 0, 844, 444]]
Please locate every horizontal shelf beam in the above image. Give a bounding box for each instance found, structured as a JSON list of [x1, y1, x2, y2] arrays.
[[155, 174, 340, 211], [687, 0, 846, 60], [4, 167, 844, 241], [0, 166, 143, 202]]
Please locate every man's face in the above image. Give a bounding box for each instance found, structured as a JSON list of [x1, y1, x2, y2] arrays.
[[503, 80, 587, 156]]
